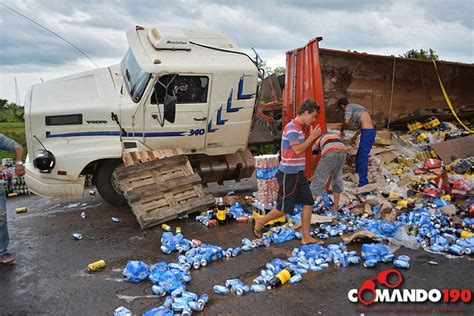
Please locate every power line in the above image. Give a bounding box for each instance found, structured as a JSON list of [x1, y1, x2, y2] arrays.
[[0, 1, 99, 68]]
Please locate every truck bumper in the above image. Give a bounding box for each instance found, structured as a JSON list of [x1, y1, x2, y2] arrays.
[[24, 163, 85, 199]]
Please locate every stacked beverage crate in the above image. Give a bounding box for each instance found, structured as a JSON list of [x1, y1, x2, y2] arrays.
[[1, 167, 29, 197], [254, 154, 279, 208]]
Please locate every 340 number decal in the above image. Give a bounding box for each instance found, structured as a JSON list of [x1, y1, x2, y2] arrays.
[[188, 128, 205, 136]]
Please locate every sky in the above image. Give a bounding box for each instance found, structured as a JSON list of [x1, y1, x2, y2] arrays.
[[0, 0, 473, 103]]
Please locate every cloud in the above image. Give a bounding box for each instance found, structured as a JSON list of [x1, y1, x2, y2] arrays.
[[0, 57, 121, 106], [0, 0, 472, 101]]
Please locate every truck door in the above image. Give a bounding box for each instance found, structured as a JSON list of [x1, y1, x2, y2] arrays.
[[144, 74, 211, 151]]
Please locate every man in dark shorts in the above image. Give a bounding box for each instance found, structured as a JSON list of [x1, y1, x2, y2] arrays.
[[253, 99, 322, 245]]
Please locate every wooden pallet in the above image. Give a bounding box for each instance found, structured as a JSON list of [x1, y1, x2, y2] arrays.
[[122, 148, 186, 166], [115, 149, 215, 229]]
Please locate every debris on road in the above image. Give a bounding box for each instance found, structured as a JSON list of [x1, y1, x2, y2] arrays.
[[113, 149, 215, 229], [72, 233, 83, 240], [15, 207, 27, 214], [195, 202, 252, 227], [112, 114, 474, 314], [123, 261, 150, 283], [113, 306, 132, 316], [213, 285, 229, 295], [393, 255, 411, 269], [87, 259, 106, 272], [161, 224, 172, 232]]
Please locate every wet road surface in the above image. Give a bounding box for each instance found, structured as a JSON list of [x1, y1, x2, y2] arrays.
[[1, 187, 473, 315]]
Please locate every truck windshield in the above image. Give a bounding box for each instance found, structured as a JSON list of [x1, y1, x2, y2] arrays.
[[121, 48, 151, 103]]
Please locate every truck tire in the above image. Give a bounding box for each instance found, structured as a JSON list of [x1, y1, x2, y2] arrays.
[[95, 159, 127, 206]]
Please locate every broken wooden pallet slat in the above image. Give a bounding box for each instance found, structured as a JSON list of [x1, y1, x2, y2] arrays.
[[115, 148, 213, 229], [122, 152, 134, 166], [130, 190, 214, 229], [132, 184, 201, 207], [118, 166, 190, 193], [122, 148, 185, 166], [115, 155, 188, 178], [126, 173, 202, 202], [139, 195, 216, 229]]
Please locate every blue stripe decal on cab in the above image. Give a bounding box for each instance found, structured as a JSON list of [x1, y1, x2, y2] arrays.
[[237, 75, 255, 100], [128, 132, 185, 137], [216, 106, 228, 125], [226, 89, 242, 113], [207, 119, 218, 133], [46, 131, 185, 138]]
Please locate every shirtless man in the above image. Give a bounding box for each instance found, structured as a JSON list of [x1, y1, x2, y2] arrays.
[[337, 98, 375, 187]]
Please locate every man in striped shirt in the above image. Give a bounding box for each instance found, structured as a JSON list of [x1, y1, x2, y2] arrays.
[[253, 99, 323, 245], [311, 133, 348, 213]]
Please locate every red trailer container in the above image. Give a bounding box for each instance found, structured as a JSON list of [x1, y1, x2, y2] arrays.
[[283, 37, 327, 179]]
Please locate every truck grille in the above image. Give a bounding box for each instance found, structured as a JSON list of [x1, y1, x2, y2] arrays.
[[45, 114, 83, 126]]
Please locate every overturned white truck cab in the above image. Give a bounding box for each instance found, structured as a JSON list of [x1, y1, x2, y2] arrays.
[[24, 26, 258, 205]]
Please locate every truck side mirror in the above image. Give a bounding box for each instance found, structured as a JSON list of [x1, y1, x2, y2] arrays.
[[164, 94, 176, 123]]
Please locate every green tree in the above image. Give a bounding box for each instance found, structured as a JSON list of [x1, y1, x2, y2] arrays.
[[0, 99, 26, 159], [9, 103, 24, 121], [273, 66, 286, 76], [0, 99, 7, 123], [260, 63, 286, 78], [0, 99, 24, 123], [401, 48, 439, 60], [258, 60, 273, 78]]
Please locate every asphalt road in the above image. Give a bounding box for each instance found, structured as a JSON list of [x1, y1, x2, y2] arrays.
[[1, 188, 473, 316]]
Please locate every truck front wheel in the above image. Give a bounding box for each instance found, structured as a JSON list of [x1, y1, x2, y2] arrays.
[[95, 160, 127, 206]]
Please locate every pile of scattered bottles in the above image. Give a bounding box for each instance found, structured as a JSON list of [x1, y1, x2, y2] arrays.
[[213, 243, 364, 297], [118, 227, 360, 313], [118, 225, 275, 314], [407, 117, 471, 144], [196, 200, 251, 227], [1, 171, 29, 197], [196, 192, 473, 258], [397, 206, 474, 256], [284, 205, 399, 241], [361, 243, 394, 267], [446, 157, 474, 175], [116, 188, 473, 314], [308, 193, 473, 256], [120, 249, 210, 314], [121, 222, 421, 314]]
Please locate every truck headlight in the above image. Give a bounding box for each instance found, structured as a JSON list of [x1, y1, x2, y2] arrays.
[[33, 149, 56, 173]]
